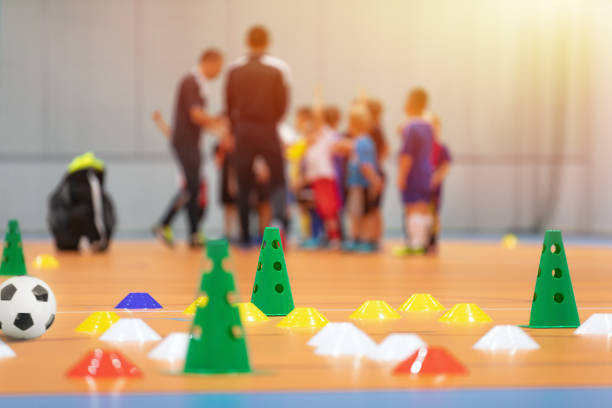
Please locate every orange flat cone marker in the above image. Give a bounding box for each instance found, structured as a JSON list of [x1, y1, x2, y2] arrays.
[[393, 346, 468, 375], [66, 348, 142, 378]]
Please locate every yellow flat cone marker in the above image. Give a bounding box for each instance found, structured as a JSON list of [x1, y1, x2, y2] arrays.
[[277, 307, 329, 329], [350, 300, 401, 321], [399, 294, 446, 312], [75, 312, 120, 336], [439, 303, 492, 324], [183, 296, 208, 315], [237, 302, 270, 323], [31, 254, 59, 269]]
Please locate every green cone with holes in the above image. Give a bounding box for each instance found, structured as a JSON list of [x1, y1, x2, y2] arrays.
[[524, 230, 580, 328], [184, 239, 251, 374], [0, 219, 27, 276], [250, 227, 295, 316]]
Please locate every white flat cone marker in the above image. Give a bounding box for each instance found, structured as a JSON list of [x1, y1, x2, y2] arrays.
[[99, 318, 161, 343], [0, 339, 16, 359], [368, 333, 426, 362], [314, 324, 376, 357], [148, 332, 189, 362], [473, 325, 539, 351], [575, 314, 612, 335], [308, 322, 353, 347]]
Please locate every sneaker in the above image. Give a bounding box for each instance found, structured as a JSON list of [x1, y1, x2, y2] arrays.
[[341, 240, 359, 252], [153, 225, 174, 247], [300, 237, 321, 250], [392, 245, 426, 257], [189, 232, 206, 248], [355, 242, 377, 253]]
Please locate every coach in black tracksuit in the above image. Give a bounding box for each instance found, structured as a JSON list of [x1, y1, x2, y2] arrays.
[[225, 26, 290, 246]]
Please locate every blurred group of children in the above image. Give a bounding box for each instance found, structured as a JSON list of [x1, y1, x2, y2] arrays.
[[152, 87, 451, 255], [287, 87, 452, 255]]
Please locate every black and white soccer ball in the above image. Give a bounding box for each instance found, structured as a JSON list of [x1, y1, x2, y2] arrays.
[[0, 276, 56, 340]]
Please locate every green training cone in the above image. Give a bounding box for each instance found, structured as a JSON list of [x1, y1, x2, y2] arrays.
[[250, 227, 295, 316], [524, 230, 580, 328], [183, 239, 251, 374], [0, 220, 27, 276]]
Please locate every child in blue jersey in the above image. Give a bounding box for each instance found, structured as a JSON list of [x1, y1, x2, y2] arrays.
[[343, 104, 383, 252], [395, 88, 435, 255]]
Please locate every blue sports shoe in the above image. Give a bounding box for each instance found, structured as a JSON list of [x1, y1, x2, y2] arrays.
[[341, 240, 359, 252], [355, 242, 377, 253]]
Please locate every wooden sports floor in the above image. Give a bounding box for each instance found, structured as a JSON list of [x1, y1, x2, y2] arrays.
[[2, 239, 612, 407]]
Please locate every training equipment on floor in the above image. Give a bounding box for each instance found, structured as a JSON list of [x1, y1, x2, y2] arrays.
[[48, 152, 116, 252], [115, 292, 163, 309], [313, 323, 377, 358], [236, 302, 270, 323], [501, 234, 519, 249], [250, 227, 295, 316], [66, 348, 142, 378], [393, 346, 468, 376], [398, 294, 446, 312], [148, 333, 190, 363], [0, 219, 27, 276], [525, 230, 580, 328], [184, 239, 251, 374], [0, 339, 16, 359], [473, 325, 540, 352], [0, 276, 56, 339], [183, 296, 209, 315], [99, 318, 161, 343], [350, 300, 401, 320], [439, 303, 492, 324], [75, 312, 120, 336], [368, 333, 427, 362], [575, 314, 612, 335], [31, 254, 60, 270], [277, 307, 329, 329]]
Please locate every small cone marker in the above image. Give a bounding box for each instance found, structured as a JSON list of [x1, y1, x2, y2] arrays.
[[115, 292, 162, 309], [250, 227, 295, 316], [75, 312, 120, 336], [99, 318, 161, 343], [473, 325, 539, 352], [314, 324, 377, 357], [0, 339, 16, 359], [439, 303, 492, 324], [501, 234, 518, 249], [0, 219, 27, 276], [66, 348, 142, 378], [183, 296, 209, 315], [148, 333, 189, 363], [184, 239, 251, 374], [237, 302, 269, 323], [31, 254, 60, 269], [368, 334, 426, 362], [575, 314, 612, 335], [350, 300, 401, 320], [308, 322, 352, 347], [393, 346, 468, 375], [524, 230, 580, 328], [277, 307, 328, 329], [398, 294, 445, 312]]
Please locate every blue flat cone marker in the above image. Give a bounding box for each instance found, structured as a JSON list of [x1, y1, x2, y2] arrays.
[[524, 230, 580, 328], [115, 292, 162, 309], [0, 219, 27, 276], [250, 227, 295, 316], [184, 239, 251, 374]]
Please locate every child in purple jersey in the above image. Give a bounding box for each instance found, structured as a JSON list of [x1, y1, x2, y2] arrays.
[[395, 88, 434, 255]]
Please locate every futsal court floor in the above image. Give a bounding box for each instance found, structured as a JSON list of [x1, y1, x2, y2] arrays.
[[1, 238, 612, 407]]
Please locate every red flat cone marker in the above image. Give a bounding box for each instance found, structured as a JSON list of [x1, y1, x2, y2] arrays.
[[393, 346, 468, 375], [66, 348, 142, 378]]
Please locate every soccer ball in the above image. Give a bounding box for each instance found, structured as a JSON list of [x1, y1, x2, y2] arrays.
[[0, 276, 56, 340]]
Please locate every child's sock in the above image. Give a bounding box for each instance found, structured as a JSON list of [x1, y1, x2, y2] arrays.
[[409, 214, 432, 250]]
